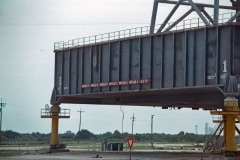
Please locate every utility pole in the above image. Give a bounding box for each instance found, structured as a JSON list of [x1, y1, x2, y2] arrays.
[[77, 108, 84, 143], [130, 114, 136, 137], [120, 106, 124, 140], [151, 114, 154, 147], [0, 98, 6, 145]]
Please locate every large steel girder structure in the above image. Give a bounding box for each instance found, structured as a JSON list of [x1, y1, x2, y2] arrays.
[[46, 0, 240, 153], [51, 23, 240, 110], [50, 0, 240, 111]]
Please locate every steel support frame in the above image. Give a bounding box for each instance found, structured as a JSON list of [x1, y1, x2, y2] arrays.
[[230, 0, 240, 22], [150, 0, 240, 34], [41, 105, 70, 150], [157, 0, 183, 33], [150, 0, 159, 34], [228, 10, 240, 22], [164, 8, 193, 32], [50, 106, 60, 149], [214, 0, 219, 25], [210, 97, 240, 154], [208, 75, 240, 155]]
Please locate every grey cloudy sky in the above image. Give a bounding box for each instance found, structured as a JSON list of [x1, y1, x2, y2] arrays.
[[0, 0, 233, 135]]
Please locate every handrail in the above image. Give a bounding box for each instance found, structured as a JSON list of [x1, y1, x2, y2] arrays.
[[54, 12, 238, 50], [41, 108, 70, 117]]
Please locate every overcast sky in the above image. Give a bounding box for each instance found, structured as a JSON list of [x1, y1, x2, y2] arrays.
[[0, 0, 233, 135]]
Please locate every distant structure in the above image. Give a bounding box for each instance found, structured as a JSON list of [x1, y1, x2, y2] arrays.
[[208, 127, 214, 134], [195, 125, 198, 134], [205, 122, 209, 135], [0, 98, 6, 144], [205, 122, 214, 135]]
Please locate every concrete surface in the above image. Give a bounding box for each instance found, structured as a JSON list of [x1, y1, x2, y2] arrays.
[[0, 151, 235, 160]]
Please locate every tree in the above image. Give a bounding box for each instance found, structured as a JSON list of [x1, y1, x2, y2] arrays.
[[113, 130, 121, 139], [135, 133, 141, 141], [184, 133, 196, 142], [61, 130, 75, 140], [102, 131, 112, 139], [177, 131, 185, 142], [3, 130, 20, 140], [178, 131, 184, 136], [77, 129, 94, 140]]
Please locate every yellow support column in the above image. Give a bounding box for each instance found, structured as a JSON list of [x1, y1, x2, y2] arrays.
[[50, 105, 60, 149], [224, 114, 237, 151], [41, 105, 70, 151], [210, 96, 240, 155], [224, 97, 238, 152]]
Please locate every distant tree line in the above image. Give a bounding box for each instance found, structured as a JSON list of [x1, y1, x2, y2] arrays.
[[1, 130, 209, 144]]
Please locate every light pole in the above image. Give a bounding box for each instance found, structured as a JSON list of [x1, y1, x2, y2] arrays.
[[0, 98, 6, 144], [77, 108, 84, 143], [120, 106, 124, 140], [151, 114, 154, 147]]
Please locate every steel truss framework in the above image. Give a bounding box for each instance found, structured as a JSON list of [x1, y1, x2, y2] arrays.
[[150, 0, 240, 33]]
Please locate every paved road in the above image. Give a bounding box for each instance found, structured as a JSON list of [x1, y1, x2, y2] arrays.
[[0, 151, 229, 160]]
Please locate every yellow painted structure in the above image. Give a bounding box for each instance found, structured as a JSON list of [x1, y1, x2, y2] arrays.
[[211, 96, 240, 152], [50, 106, 60, 147], [41, 105, 70, 149]]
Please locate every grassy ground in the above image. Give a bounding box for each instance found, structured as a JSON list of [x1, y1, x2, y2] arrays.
[[0, 150, 28, 157], [0, 141, 203, 158]]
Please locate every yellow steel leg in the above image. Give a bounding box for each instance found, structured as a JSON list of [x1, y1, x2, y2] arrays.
[[224, 115, 238, 151], [223, 97, 238, 152], [41, 105, 70, 151], [50, 105, 60, 149]]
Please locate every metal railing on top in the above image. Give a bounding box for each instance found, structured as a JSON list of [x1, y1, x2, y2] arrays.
[[41, 108, 70, 117], [54, 26, 151, 50], [54, 12, 238, 50]]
